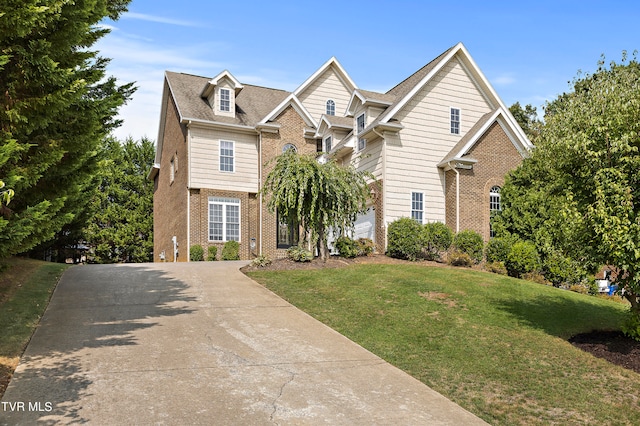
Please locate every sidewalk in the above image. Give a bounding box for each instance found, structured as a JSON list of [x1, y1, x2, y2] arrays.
[[1, 262, 487, 425]]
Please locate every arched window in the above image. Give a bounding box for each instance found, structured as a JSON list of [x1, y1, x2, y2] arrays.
[[282, 143, 297, 153], [326, 99, 335, 116], [489, 186, 501, 238]]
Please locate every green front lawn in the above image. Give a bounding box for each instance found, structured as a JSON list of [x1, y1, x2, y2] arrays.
[[248, 263, 638, 425]]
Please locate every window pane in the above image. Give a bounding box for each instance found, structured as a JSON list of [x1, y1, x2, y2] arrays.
[[220, 89, 230, 111], [451, 108, 460, 134], [411, 192, 423, 222], [209, 204, 223, 241], [326, 100, 335, 116], [220, 141, 234, 172]]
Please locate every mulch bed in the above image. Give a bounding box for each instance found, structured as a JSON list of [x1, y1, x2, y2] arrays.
[[569, 331, 640, 374]]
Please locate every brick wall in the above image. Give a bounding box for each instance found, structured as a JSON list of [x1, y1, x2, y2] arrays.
[[189, 188, 258, 260], [260, 106, 318, 259], [153, 89, 189, 262], [445, 121, 524, 241]]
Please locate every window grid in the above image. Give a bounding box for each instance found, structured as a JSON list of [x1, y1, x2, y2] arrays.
[[489, 186, 501, 238], [220, 89, 230, 112], [411, 192, 424, 223], [326, 100, 335, 116], [450, 108, 460, 134], [357, 113, 365, 133], [209, 198, 240, 242], [220, 141, 234, 172], [324, 136, 332, 152]]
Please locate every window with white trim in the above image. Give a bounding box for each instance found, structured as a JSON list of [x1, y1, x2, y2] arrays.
[[282, 143, 297, 153], [411, 192, 424, 223], [450, 107, 460, 135], [208, 197, 240, 242], [489, 186, 501, 238], [356, 113, 366, 133], [219, 141, 234, 172], [219, 88, 230, 112], [324, 136, 332, 152], [326, 99, 335, 116], [357, 138, 366, 152]]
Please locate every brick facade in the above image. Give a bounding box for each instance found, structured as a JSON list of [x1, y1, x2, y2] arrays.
[[445, 122, 523, 241], [153, 90, 189, 261], [189, 189, 259, 260], [260, 106, 318, 259]]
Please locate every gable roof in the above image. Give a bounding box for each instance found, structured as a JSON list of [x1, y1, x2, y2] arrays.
[[201, 70, 244, 98], [437, 107, 530, 168], [374, 42, 532, 150], [257, 93, 317, 128], [293, 56, 358, 97]]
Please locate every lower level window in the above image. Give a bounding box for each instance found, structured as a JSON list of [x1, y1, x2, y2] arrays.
[[209, 197, 240, 241], [277, 211, 299, 248], [411, 192, 423, 223]]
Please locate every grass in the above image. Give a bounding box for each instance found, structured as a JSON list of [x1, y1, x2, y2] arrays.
[[248, 263, 640, 425], [0, 257, 69, 398]]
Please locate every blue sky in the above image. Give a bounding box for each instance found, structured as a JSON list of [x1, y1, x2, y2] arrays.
[[98, 0, 640, 141]]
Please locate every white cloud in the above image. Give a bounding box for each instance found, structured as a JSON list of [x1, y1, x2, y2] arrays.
[[122, 12, 206, 28], [492, 73, 517, 86]]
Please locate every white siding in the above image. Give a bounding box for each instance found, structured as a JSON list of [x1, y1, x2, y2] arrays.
[[298, 67, 353, 123], [383, 57, 492, 224], [351, 136, 383, 179], [189, 127, 259, 192]]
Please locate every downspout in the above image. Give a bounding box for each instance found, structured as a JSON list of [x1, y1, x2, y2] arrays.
[[187, 121, 192, 262], [259, 131, 263, 255], [447, 161, 460, 233]]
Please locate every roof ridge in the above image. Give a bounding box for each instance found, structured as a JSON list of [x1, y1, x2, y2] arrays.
[[385, 45, 457, 96]]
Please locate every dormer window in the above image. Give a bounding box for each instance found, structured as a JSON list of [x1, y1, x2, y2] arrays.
[[326, 100, 335, 116], [220, 89, 230, 112], [324, 136, 332, 152]]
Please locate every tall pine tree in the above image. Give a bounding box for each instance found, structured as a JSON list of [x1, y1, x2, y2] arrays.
[[0, 0, 134, 258]]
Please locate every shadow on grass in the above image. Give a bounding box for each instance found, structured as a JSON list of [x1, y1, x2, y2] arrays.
[[0, 264, 197, 424], [495, 292, 627, 339]]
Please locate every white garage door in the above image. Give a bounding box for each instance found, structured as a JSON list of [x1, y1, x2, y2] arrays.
[[352, 207, 375, 242]]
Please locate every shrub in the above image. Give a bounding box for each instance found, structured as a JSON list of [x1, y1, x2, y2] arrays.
[[387, 217, 427, 260], [622, 313, 640, 342], [523, 271, 549, 285], [251, 255, 272, 267], [356, 238, 375, 256], [447, 250, 473, 267], [505, 240, 540, 278], [542, 250, 587, 287], [452, 230, 484, 263], [485, 235, 517, 263], [287, 246, 313, 262], [207, 246, 218, 261], [423, 222, 452, 261], [335, 236, 359, 258], [190, 245, 204, 261], [485, 261, 508, 275], [221, 241, 240, 260]]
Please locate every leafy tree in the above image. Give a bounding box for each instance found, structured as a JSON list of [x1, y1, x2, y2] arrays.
[[509, 102, 543, 140], [0, 0, 135, 259], [83, 138, 154, 263], [262, 150, 372, 261], [498, 53, 640, 338]]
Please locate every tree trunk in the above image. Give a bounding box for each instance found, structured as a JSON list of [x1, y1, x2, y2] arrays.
[[317, 223, 328, 262]]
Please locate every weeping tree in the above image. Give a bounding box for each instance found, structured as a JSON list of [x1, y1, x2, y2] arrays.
[[262, 150, 373, 261]]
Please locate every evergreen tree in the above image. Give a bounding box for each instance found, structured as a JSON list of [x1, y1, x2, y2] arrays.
[[83, 138, 154, 263], [0, 0, 135, 258]]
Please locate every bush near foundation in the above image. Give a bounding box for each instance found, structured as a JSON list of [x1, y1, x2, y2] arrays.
[[190, 245, 204, 261], [451, 230, 484, 264], [207, 246, 218, 261], [423, 222, 453, 261], [221, 241, 240, 260], [505, 240, 540, 278], [386, 218, 426, 261]]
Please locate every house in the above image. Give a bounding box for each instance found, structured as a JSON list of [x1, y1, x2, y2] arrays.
[[148, 42, 533, 262]]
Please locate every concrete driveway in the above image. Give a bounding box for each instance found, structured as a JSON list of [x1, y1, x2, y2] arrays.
[[1, 262, 486, 425]]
